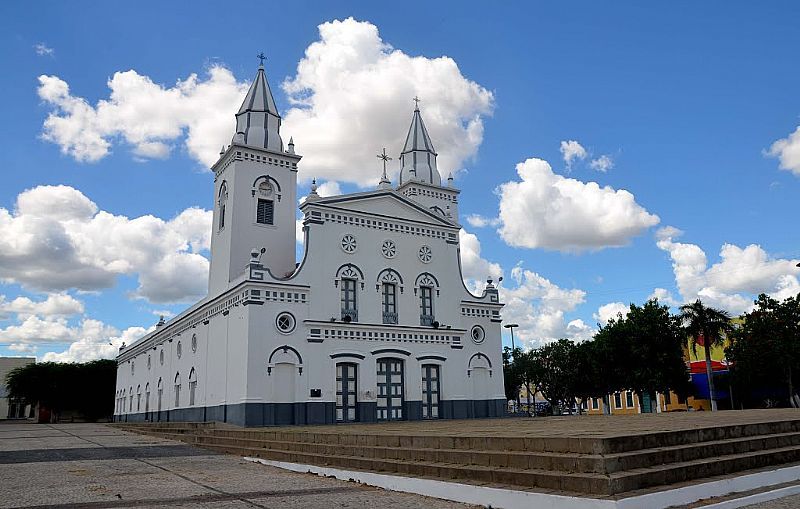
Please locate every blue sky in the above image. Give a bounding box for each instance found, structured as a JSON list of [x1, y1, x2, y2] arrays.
[[1, 1, 799, 360]]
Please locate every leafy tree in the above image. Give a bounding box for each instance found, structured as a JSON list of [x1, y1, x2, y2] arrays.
[[727, 293, 800, 407], [680, 300, 732, 411], [5, 360, 117, 422], [502, 346, 524, 404], [536, 339, 578, 413]]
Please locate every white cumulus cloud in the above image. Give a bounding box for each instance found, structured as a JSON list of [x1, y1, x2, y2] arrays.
[[560, 140, 587, 169], [501, 265, 590, 346], [496, 158, 660, 252], [593, 301, 629, 326], [37, 66, 249, 167], [656, 226, 800, 314], [465, 214, 500, 228], [0, 185, 212, 303], [590, 154, 614, 172], [0, 293, 84, 320], [282, 17, 494, 186], [767, 126, 800, 176]]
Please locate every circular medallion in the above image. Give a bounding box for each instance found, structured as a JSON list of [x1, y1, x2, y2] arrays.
[[381, 239, 397, 259], [418, 245, 433, 263], [341, 234, 357, 253]]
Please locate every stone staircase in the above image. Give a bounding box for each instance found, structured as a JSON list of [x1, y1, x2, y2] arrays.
[[115, 416, 800, 497]]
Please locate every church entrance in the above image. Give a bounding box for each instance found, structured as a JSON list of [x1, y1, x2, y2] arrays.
[[336, 363, 358, 423], [377, 358, 404, 421], [421, 364, 441, 419]]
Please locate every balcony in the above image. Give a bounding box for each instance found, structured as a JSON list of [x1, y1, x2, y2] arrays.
[[382, 311, 398, 324], [341, 308, 358, 323], [420, 314, 435, 326]]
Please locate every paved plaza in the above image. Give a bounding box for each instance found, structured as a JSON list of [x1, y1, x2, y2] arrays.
[[0, 421, 473, 508], [2, 417, 800, 508]]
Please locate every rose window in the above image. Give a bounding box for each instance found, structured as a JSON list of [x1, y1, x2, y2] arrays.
[[418, 245, 433, 263], [341, 234, 357, 253], [381, 240, 396, 259]]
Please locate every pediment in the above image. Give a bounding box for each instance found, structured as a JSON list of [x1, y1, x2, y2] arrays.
[[306, 191, 456, 227]]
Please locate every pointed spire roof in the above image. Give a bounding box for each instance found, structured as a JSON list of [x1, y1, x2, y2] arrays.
[[398, 103, 441, 186], [233, 61, 284, 153], [237, 64, 279, 116]]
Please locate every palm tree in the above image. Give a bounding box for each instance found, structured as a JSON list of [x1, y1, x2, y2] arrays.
[[680, 300, 732, 411]]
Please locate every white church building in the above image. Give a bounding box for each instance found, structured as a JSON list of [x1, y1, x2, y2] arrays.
[[114, 62, 505, 426]]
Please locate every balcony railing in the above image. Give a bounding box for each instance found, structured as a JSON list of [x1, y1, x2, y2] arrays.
[[341, 308, 358, 322], [420, 314, 435, 326], [382, 311, 398, 324]]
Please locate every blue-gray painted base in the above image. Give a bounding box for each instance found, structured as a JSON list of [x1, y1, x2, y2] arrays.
[[113, 398, 506, 427]]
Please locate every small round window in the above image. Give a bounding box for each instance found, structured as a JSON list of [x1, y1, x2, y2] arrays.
[[159, 350, 164, 365], [191, 334, 197, 353], [177, 341, 182, 359], [471, 325, 486, 344], [276, 312, 296, 334]]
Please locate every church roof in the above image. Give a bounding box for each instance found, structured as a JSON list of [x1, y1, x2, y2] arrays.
[[233, 63, 284, 153], [301, 189, 458, 228], [401, 106, 436, 155], [398, 106, 442, 186], [237, 64, 279, 116]]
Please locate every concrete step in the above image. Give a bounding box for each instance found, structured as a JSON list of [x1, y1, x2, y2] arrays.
[[118, 424, 800, 475], [115, 418, 800, 454]]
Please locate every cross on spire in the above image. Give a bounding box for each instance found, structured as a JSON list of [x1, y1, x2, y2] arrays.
[[257, 52, 266, 66], [413, 96, 421, 110], [377, 147, 392, 181]]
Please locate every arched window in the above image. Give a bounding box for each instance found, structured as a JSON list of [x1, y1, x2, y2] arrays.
[[129, 386, 133, 412], [136, 385, 141, 412], [377, 269, 402, 324], [336, 264, 363, 322], [145, 383, 150, 414], [255, 181, 275, 225], [217, 182, 228, 231], [188, 368, 197, 406], [415, 273, 439, 326], [157, 378, 163, 413], [174, 372, 181, 408]]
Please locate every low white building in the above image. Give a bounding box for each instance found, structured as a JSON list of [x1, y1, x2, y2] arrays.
[[1, 357, 36, 420], [114, 61, 505, 426]]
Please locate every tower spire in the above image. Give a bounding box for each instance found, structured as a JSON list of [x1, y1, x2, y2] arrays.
[[398, 100, 440, 186], [233, 59, 283, 152]]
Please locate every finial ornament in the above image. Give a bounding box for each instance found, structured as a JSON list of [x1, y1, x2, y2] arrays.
[[257, 52, 266, 66], [413, 96, 421, 110], [377, 147, 392, 181]]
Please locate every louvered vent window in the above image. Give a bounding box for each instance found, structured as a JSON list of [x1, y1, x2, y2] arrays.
[[256, 199, 274, 225]]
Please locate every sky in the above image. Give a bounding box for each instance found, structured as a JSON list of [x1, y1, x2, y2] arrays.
[[1, 1, 799, 361]]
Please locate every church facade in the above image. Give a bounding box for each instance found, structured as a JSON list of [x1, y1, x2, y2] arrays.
[[113, 62, 505, 426]]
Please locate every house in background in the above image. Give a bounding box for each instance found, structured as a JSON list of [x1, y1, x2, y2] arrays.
[[0, 357, 36, 420]]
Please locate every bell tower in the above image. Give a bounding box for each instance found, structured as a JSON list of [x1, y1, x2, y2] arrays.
[[396, 102, 460, 222], [207, 60, 301, 295]]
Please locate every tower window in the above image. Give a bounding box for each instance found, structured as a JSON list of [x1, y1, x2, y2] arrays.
[[256, 199, 274, 225], [218, 183, 228, 231]]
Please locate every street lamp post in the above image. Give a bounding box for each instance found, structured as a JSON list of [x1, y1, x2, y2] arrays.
[[504, 323, 520, 413]]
